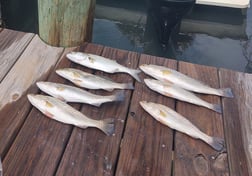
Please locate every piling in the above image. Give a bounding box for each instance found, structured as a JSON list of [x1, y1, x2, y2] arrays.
[[38, 0, 96, 47]]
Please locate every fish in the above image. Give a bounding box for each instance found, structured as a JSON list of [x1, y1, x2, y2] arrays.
[[36, 81, 124, 107], [27, 94, 115, 135], [56, 68, 134, 91], [140, 101, 225, 151], [144, 79, 222, 113], [66, 52, 141, 82], [140, 64, 233, 98]]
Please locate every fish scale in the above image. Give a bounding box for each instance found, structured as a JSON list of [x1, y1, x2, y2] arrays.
[[66, 52, 141, 82], [140, 64, 234, 98], [144, 79, 222, 113], [36, 81, 125, 107], [140, 101, 225, 151], [27, 94, 115, 136], [56, 68, 134, 91]]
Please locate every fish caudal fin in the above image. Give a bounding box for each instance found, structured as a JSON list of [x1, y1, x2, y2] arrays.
[[208, 137, 225, 151], [112, 91, 125, 102], [100, 118, 115, 136], [123, 82, 134, 90], [128, 69, 141, 82], [220, 88, 234, 98], [211, 104, 222, 114]]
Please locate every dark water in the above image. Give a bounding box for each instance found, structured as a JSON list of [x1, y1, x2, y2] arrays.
[[1, 0, 252, 72], [93, 0, 252, 73]]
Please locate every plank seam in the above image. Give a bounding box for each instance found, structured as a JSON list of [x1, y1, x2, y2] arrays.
[[0, 33, 35, 83], [2, 44, 65, 161], [113, 51, 141, 176], [54, 43, 106, 175]]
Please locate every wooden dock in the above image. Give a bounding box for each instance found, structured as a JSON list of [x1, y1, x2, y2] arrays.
[[196, 0, 250, 8], [0, 28, 251, 176]]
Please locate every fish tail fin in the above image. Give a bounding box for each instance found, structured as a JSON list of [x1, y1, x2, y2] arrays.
[[112, 91, 125, 102], [123, 82, 134, 90], [207, 136, 225, 151], [100, 118, 115, 136], [211, 104, 222, 114], [128, 69, 141, 82], [220, 88, 234, 98]]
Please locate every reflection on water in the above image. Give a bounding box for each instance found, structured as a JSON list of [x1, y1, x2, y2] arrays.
[[93, 0, 252, 73], [1, 0, 252, 72], [175, 34, 248, 71], [93, 19, 145, 53]]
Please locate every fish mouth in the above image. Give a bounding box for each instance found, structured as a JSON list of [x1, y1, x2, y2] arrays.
[[143, 79, 154, 86], [139, 64, 148, 72], [66, 52, 75, 60], [36, 81, 46, 89], [56, 69, 66, 77], [27, 94, 37, 105], [139, 101, 148, 109], [66, 52, 84, 62]]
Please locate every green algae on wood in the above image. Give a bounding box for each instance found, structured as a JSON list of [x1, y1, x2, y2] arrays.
[[38, 0, 96, 47]]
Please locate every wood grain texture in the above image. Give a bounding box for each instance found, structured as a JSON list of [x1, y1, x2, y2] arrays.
[[2, 47, 78, 175], [219, 69, 251, 176], [0, 29, 34, 81], [115, 55, 177, 176], [56, 45, 138, 176], [3, 43, 105, 175], [38, 0, 95, 47], [174, 62, 228, 176], [0, 35, 63, 158]]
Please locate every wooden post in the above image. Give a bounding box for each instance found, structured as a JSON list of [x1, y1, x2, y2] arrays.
[[38, 0, 96, 47]]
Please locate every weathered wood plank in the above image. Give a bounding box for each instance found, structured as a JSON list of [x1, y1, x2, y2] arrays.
[[56, 45, 139, 176], [0, 28, 34, 81], [219, 69, 251, 176], [0, 35, 63, 158], [3, 43, 104, 175], [2, 48, 75, 175], [38, 0, 96, 47], [174, 62, 228, 176], [2, 47, 82, 175], [115, 55, 177, 176]]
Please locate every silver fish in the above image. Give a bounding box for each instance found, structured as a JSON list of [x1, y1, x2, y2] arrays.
[[37, 81, 124, 107], [27, 94, 115, 135], [144, 79, 222, 113], [140, 64, 233, 98], [140, 101, 225, 151], [66, 52, 141, 82], [56, 68, 134, 91]]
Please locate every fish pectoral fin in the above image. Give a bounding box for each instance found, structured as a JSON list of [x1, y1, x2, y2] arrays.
[[57, 96, 66, 102], [73, 79, 82, 86], [44, 111, 54, 119]]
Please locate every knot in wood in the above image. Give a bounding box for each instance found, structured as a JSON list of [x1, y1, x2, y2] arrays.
[[193, 154, 209, 176]]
